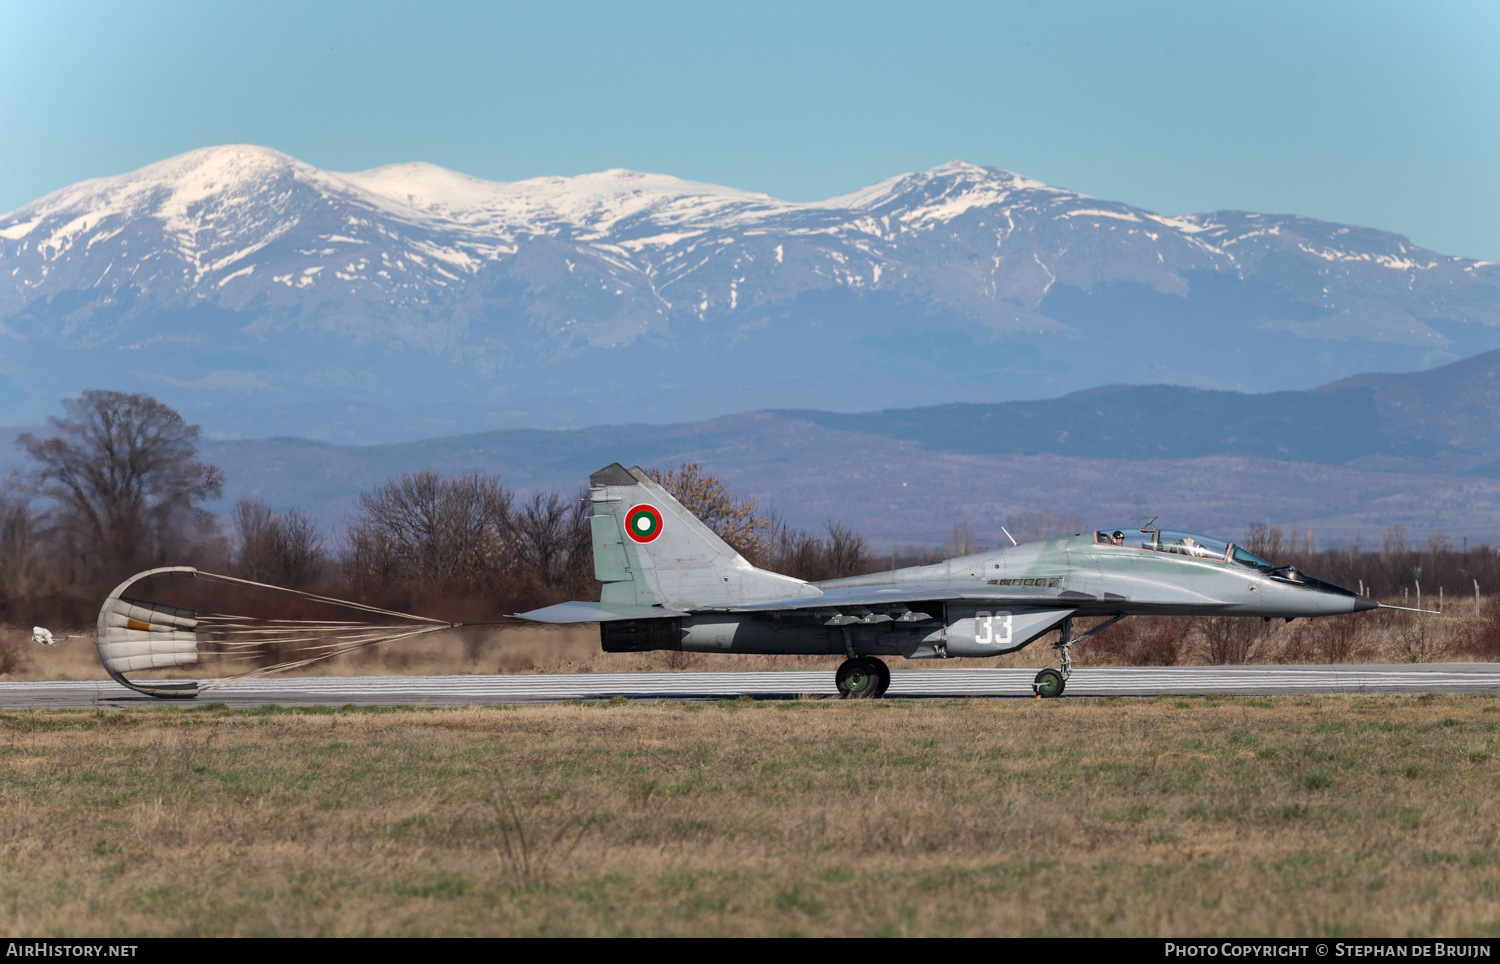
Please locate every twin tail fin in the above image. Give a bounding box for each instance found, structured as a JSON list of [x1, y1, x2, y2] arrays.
[[588, 463, 819, 612]]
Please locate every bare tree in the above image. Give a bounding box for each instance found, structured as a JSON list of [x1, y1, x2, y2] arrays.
[[234, 498, 325, 588], [1243, 523, 1289, 564], [345, 471, 514, 592], [752, 507, 881, 582], [1201, 616, 1266, 665], [18, 391, 224, 579], [561, 491, 595, 594], [945, 522, 984, 557], [515, 491, 573, 586], [0, 488, 55, 609], [761, 509, 828, 579], [646, 462, 769, 559], [822, 521, 870, 578], [1382, 524, 1408, 562]]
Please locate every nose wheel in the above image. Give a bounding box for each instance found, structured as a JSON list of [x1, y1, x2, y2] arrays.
[[1033, 667, 1066, 698], [1033, 617, 1074, 698], [1030, 613, 1129, 698], [836, 657, 891, 699]]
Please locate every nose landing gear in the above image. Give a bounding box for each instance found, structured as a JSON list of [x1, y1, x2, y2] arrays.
[[836, 656, 891, 699], [1033, 667, 1066, 698], [1032, 614, 1129, 698]]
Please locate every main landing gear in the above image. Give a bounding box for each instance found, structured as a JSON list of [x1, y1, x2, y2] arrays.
[[836, 656, 891, 699], [1032, 614, 1129, 699]]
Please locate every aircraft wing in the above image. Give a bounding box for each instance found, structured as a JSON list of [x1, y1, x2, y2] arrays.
[[701, 584, 1110, 612], [518, 586, 1113, 623]]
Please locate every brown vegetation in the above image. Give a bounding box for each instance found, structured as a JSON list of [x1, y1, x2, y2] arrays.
[[3, 696, 1500, 936], [1076, 616, 1187, 666], [0, 625, 29, 676], [233, 499, 324, 590]]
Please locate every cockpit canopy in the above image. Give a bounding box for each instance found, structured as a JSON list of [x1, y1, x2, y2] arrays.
[[1093, 527, 1276, 570]]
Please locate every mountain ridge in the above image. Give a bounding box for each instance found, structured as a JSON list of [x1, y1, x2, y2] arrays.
[[3, 145, 1498, 439]]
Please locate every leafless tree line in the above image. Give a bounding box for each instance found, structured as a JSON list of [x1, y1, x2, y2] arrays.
[[0, 393, 879, 627], [341, 473, 594, 616]]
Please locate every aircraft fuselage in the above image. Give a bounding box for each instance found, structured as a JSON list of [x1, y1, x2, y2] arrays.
[[601, 530, 1374, 660]]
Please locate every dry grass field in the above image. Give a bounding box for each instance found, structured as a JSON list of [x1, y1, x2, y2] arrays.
[[3, 695, 1500, 936]]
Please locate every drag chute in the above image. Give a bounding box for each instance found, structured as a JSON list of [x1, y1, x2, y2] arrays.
[[97, 567, 454, 698]]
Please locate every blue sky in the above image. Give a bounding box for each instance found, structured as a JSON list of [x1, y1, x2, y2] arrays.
[[3, 0, 1497, 258]]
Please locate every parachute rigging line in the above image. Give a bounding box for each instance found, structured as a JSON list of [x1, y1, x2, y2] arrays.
[[94, 567, 461, 698]]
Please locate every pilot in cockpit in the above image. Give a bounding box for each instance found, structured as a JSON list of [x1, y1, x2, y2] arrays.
[[1111, 530, 1125, 546]]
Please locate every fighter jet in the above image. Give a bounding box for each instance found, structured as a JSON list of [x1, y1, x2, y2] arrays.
[[518, 464, 1383, 698]]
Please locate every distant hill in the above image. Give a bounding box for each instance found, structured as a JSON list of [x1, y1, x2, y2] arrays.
[[10, 350, 1500, 548], [181, 350, 1500, 547], [2, 146, 1498, 439]]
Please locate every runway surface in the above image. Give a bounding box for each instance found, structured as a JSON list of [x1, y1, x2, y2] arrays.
[[4, 663, 1500, 709]]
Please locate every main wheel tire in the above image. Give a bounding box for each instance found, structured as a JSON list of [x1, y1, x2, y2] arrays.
[[1033, 668, 1066, 698], [836, 658, 880, 699], [869, 657, 891, 697]]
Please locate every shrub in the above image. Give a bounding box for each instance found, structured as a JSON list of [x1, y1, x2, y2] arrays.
[[1277, 615, 1365, 664], [1459, 602, 1500, 660], [0, 625, 29, 676], [1077, 616, 1183, 666], [1201, 616, 1266, 665]]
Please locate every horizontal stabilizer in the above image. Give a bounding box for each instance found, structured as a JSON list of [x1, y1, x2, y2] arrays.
[[516, 601, 689, 624]]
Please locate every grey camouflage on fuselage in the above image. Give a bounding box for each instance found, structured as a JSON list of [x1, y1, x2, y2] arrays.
[[518, 464, 1375, 664]]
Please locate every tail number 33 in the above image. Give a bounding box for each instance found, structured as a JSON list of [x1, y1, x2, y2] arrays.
[[974, 611, 1013, 646]]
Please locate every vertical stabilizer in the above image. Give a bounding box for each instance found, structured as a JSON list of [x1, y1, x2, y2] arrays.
[[588, 463, 821, 610]]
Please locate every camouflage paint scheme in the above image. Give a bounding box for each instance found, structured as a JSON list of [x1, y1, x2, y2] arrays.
[[519, 464, 1376, 667]]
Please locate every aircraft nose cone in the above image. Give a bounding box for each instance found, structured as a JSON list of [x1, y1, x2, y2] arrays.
[[1353, 594, 1379, 613]]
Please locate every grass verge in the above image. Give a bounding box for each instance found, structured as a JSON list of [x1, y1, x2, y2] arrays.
[[3, 695, 1500, 935]]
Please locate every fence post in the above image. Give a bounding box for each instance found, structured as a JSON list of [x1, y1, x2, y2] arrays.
[[1416, 580, 1421, 612], [1440, 586, 1444, 613], [1478, 579, 1483, 617]]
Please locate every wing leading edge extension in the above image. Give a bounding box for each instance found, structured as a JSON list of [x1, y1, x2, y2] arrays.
[[702, 584, 1117, 612]]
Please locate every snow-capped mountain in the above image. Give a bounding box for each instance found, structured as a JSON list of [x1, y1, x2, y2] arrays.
[[2, 145, 1497, 439]]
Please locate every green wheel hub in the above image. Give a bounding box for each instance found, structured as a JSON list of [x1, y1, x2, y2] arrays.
[[1034, 668, 1066, 698], [837, 658, 881, 699]]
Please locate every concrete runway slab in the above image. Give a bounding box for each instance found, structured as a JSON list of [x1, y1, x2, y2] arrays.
[[3, 663, 1500, 709]]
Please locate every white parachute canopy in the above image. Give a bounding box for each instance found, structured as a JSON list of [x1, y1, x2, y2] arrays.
[[96, 567, 455, 698], [31, 627, 57, 646]]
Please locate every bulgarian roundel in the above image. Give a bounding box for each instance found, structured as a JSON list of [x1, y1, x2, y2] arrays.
[[625, 504, 663, 543]]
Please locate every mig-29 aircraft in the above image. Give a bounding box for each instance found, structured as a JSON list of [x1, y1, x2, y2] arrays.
[[518, 464, 1383, 698]]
